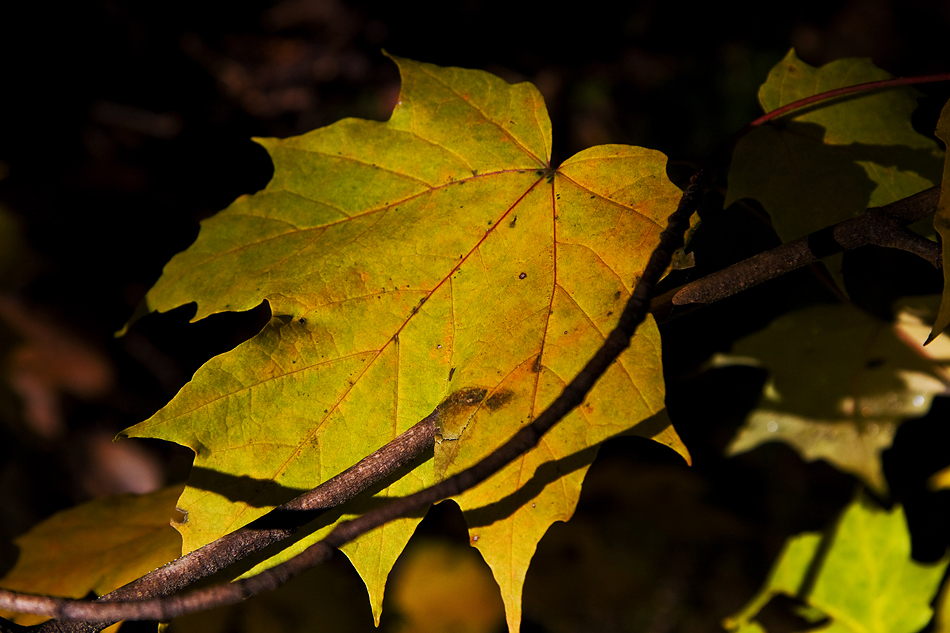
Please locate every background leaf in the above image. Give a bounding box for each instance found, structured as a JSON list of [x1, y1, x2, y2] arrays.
[[0, 485, 183, 626], [927, 99, 950, 343], [122, 56, 688, 630], [726, 49, 942, 243], [387, 537, 504, 633], [724, 495, 947, 633], [718, 303, 947, 493]]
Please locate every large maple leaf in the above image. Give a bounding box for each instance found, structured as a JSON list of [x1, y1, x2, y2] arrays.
[[122, 55, 688, 630]]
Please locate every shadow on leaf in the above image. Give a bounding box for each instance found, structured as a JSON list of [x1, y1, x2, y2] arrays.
[[463, 409, 680, 528]]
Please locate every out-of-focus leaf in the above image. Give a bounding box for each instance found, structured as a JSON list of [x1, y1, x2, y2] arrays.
[[926, 99, 950, 344], [718, 303, 947, 493], [388, 536, 504, 633], [122, 55, 688, 630], [0, 485, 183, 626], [723, 531, 824, 630], [724, 495, 947, 633], [929, 466, 950, 491], [0, 297, 114, 440], [727, 49, 942, 243]]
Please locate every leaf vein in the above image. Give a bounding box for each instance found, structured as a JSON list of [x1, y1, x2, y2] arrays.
[[416, 65, 545, 166]]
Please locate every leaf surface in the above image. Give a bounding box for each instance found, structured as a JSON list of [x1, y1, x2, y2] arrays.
[[927, 99, 950, 343], [726, 49, 942, 243], [0, 485, 183, 626], [122, 56, 688, 630], [719, 303, 947, 493], [724, 495, 947, 633]]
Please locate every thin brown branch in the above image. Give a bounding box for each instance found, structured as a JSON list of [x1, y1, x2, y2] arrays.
[[15, 412, 438, 633], [746, 74, 950, 129], [4, 174, 705, 626], [651, 186, 941, 321]]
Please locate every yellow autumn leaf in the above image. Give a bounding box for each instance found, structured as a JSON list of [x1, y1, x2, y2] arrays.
[[122, 55, 688, 630], [0, 485, 183, 627]]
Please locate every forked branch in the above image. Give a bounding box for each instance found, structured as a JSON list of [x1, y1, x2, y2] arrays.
[[0, 176, 704, 631]]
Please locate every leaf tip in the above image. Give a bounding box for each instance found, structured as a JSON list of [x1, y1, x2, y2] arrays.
[[115, 298, 151, 338]]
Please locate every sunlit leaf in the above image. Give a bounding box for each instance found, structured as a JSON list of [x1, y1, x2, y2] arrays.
[[718, 303, 947, 492], [724, 495, 947, 633], [0, 485, 183, 626], [122, 55, 688, 630]]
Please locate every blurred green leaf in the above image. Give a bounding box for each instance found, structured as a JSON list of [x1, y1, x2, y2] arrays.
[[725, 495, 947, 633]]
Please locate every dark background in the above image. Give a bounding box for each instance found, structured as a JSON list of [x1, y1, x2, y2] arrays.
[[1, 1, 950, 631]]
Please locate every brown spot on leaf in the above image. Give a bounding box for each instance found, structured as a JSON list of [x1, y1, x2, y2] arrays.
[[438, 386, 487, 415], [531, 355, 542, 373], [435, 386, 488, 440], [484, 389, 514, 411]]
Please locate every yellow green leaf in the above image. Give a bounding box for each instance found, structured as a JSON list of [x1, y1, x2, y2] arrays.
[[718, 303, 947, 493], [722, 530, 823, 631], [926, 99, 950, 344], [724, 495, 947, 633], [726, 49, 943, 243], [121, 56, 688, 630], [0, 485, 183, 626]]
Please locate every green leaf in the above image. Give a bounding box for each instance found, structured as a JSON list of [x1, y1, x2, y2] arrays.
[[926, 99, 950, 344], [724, 495, 947, 633], [0, 485, 183, 626], [726, 49, 943, 243], [122, 55, 688, 630], [722, 531, 824, 631], [718, 303, 947, 493]]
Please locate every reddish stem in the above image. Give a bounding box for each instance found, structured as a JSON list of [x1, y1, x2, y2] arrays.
[[748, 73, 950, 129]]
